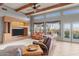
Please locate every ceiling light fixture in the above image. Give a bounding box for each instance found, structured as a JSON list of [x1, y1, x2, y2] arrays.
[[32, 3, 40, 13]]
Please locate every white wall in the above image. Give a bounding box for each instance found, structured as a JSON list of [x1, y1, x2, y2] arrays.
[[61, 14, 79, 23], [0, 17, 4, 43]]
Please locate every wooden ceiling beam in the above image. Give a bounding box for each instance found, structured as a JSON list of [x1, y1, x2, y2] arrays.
[[15, 3, 34, 12], [25, 3, 72, 15]]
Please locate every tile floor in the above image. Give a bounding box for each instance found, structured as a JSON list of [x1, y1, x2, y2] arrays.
[[0, 39, 79, 56], [0, 38, 37, 50], [53, 41, 79, 56]]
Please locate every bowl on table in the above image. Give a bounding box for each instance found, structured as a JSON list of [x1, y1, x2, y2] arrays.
[[26, 45, 38, 51]]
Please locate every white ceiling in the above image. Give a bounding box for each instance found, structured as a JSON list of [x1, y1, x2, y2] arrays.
[[20, 7, 33, 13], [33, 4, 77, 15], [3, 3, 77, 16], [3, 3, 58, 14], [20, 3, 57, 13], [4, 3, 26, 9], [0, 4, 30, 21]]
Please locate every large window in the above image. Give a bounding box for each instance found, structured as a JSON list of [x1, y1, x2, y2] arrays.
[[34, 15, 44, 20], [46, 22, 60, 36], [33, 12, 61, 20], [46, 12, 60, 18], [63, 9, 79, 15], [72, 23, 79, 39], [63, 23, 79, 42], [63, 23, 71, 39], [34, 23, 44, 33]]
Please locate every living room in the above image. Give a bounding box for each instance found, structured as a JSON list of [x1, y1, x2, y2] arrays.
[[0, 3, 79, 57]]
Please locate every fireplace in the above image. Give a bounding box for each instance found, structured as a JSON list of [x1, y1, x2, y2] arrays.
[[12, 29, 24, 36], [12, 28, 28, 36]]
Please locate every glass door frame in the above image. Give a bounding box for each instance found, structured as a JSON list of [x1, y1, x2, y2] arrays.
[[45, 21, 61, 40], [62, 22, 79, 43], [72, 22, 79, 42], [63, 23, 72, 42], [33, 22, 45, 33]]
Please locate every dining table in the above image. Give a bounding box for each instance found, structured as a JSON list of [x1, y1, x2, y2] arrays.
[[22, 44, 43, 56]]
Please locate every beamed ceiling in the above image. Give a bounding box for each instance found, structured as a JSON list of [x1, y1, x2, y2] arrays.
[[2, 3, 73, 16]]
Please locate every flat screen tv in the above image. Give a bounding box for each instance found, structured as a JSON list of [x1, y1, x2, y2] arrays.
[[12, 29, 24, 36]]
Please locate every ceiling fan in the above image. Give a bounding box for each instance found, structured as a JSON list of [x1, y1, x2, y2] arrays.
[[32, 3, 40, 13]]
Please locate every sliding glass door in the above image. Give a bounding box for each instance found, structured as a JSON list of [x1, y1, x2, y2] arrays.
[[46, 23, 53, 34], [46, 22, 60, 40], [63, 22, 79, 42], [63, 23, 71, 41], [72, 23, 79, 42], [33, 23, 44, 33]]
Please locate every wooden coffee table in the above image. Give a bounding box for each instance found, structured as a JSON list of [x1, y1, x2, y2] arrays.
[[22, 45, 43, 56]]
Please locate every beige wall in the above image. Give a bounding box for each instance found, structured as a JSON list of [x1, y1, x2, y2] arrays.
[[3, 16, 27, 22], [3, 16, 29, 43], [11, 21, 29, 29]]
